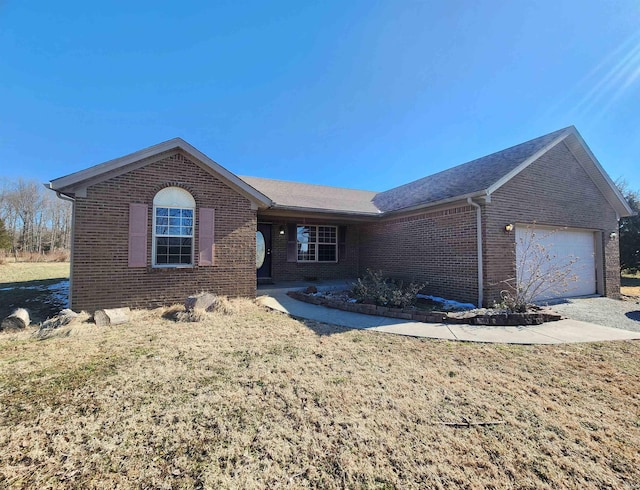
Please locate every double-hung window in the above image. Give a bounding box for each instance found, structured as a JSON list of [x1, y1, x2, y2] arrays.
[[297, 225, 337, 262], [153, 187, 195, 267]]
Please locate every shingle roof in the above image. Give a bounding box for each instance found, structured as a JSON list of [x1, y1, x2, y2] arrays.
[[240, 176, 380, 215], [50, 126, 632, 217], [49, 138, 272, 206], [372, 127, 572, 212], [241, 127, 573, 215]]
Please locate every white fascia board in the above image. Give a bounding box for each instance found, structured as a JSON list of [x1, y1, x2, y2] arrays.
[[378, 190, 489, 219], [269, 203, 381, 217], [49, 138, 273, 208], [566, 128, 634, 217], [177, 140, 272, 207], [49, 138, 186, 190], [485, 129, 572, 196]]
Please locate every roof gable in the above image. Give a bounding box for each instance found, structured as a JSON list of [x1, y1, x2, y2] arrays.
[[372, 126, 632, 217], [49, 128, 633, 218], [480, 127, 632, 217], [373, 127, 571, 212], [49, 138, 272, 207]]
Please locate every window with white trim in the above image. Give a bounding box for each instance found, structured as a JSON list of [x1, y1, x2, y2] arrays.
[[297, 225, 337, 262], [153, 187, 195, 267]]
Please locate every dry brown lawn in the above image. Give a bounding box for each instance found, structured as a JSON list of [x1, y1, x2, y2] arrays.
[[621, 272, 640, 298], [622, 287, 640, 297], [0, 301, 639, 489]]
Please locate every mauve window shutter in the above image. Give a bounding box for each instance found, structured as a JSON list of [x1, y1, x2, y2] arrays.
[[286, 223, 297, 262], [338, 226, 347, 261], [199, 208, 215, 266], [128, 203, 148, 267]]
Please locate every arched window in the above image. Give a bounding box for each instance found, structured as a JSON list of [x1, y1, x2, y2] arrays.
[[152, 187, 195, 266]]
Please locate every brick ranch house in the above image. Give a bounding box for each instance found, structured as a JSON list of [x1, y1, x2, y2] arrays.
[[49, 126, 633, 311]]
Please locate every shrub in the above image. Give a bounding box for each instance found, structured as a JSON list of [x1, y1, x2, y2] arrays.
[[351, 269, 424, 308], [498, 225, 578, 312], [9, 250, 70, 263], [51, 250, 70, 262]]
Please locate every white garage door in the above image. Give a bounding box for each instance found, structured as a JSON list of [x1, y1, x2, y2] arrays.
[[515, 226, 596, 301]]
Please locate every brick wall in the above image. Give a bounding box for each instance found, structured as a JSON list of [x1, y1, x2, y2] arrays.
[[359, 205, 479, 305], [71, 151, 257, 311], [483, 140, 620, 305], [267, 221, 360, 281]]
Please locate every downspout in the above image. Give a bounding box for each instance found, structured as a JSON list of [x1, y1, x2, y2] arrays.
[[47, 185, 76, 308], [467, 197, 483, 307]]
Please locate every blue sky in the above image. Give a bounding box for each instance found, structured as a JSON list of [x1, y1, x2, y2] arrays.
[[1, 1, 639, 193]]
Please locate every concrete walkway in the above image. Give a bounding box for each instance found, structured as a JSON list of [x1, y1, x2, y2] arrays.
[[257, 282, 640, 345]]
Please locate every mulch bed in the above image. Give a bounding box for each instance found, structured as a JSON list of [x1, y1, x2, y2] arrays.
[[287, 290, 562, 326]]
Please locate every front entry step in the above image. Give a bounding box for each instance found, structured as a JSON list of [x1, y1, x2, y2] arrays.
[[257, 277, 274, 285]]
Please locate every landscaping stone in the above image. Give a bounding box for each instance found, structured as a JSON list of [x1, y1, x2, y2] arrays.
[[1, 308, 30, 331], [185, 292, 219, 312], [359, 304, 376, 315], [489, 314, 508, 326], [473, 315, 490, 325], [286, 290, 562, 326], [425, 313, 445, 323]]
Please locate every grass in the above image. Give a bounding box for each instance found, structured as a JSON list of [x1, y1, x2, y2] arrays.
[[0, 262, 70, 323], [2, 309, 640, 489], [0, 261, 70, 284], [0, 264, 639, 488], [621, 270, 640, 297]]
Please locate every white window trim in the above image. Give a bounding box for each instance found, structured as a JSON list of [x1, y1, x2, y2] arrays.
[[296, 225, 338, 263], [152, 205, 195, 268], [152, 187, 195, 268]]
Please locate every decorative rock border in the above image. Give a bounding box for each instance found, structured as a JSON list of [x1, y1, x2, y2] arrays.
[[286, 291, 562, 326]]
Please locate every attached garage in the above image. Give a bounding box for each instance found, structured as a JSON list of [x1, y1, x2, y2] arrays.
[[515, 226, 597, 301], [49, 126, 633, 310]]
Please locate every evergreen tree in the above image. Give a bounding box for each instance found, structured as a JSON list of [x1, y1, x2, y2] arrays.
[[0, 217, 11, 250]]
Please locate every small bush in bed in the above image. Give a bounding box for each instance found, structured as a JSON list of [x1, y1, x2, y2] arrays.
[[351, 269, 424, 308]]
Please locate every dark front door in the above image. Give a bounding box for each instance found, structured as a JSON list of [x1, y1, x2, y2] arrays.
[[257, 223, 272, 279]]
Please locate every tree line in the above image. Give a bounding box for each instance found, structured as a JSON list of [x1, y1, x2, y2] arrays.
[[617, 179, 640, 272], [0, 178, 72, 255]]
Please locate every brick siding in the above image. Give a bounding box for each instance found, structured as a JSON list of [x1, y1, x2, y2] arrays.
[[267, 221, 360, 281], [70, 139, 621, 311], [71, 151, 256, 311], [482, 141, 620, 305], [358, 206, 479, 305]]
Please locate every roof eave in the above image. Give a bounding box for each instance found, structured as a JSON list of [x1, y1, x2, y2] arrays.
[[482, 126, 633, 218], [485, 129, 572, 196], [49, 138, 186, 190], [268, 203, 381, 217], [378, 190, 489, 218], [49, 138, 273, 208], [565, 128, 634, 217]]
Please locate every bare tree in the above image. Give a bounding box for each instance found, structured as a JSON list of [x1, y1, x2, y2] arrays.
[[0, 178, 71, 257], [616, 178, 640, 272], [499, 225, 578, 312]]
